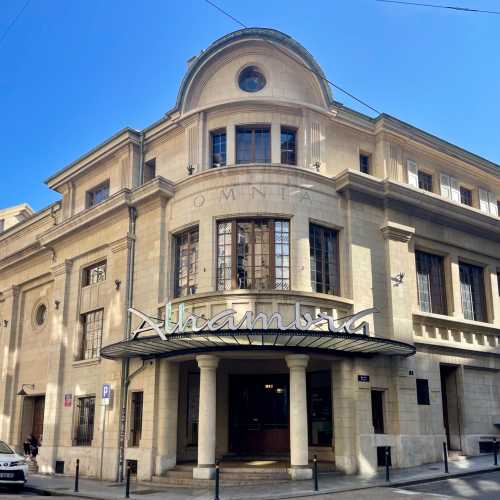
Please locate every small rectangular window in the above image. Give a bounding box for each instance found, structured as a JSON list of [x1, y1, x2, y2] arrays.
[[418, 171, 433, 192], [236, 126, 271, 164], [309, 224, 340, 295], [359, 153, 370, 174], [174, 227, 199, 297], [130, 391, 143, 447], [371, 390, 385, 434], [460, 186, 472, 207], [416, 379, 430, 405], [280, 127, 296, 165], [143, 159, 156, 183], [80, 309, 104, 360], [86, 181, 109, 208], [211, 130, 226, 168], [83, 261, 106, 286], [459, 262, 486, 322], [415, 251, 447, 315], [75, 396, 95, 446]]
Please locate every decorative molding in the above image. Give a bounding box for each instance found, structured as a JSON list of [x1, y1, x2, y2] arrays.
[[110, 234, 135, 254], [0, 285, 20, 301], [51, 259, 73, 278], [380, 222, 415, 243]]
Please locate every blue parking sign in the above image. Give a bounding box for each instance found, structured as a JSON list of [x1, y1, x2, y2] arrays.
[[102, 384, 111, 404]]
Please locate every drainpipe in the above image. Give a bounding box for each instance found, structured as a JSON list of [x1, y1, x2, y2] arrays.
[[117, 205, 138, 482]]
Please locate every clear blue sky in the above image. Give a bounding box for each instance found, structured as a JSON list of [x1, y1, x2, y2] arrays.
[[1, 0, 499, 211]]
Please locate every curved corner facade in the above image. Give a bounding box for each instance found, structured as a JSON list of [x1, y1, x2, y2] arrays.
[[1, 28, 500, 482]]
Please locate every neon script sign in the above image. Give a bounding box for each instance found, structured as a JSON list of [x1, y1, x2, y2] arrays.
[[129, 303, 376, 341]]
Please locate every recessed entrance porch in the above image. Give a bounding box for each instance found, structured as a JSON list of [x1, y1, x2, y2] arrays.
[[171, 354, 335, 480]]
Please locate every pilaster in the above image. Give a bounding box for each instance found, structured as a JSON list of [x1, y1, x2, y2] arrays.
[[38, 259, 73, 473]]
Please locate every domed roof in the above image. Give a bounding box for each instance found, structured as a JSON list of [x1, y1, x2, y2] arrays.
[[174, 27, 334, 114]]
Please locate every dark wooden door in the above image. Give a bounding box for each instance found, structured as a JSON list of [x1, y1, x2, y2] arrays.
[[32, 396, 45, 443], [229, 374, 289, 455]]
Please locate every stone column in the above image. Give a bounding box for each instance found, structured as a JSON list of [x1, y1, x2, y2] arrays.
[[286, 354, 311, 480], [38, 259, 73, 474], [155, 360, 179, 475], [193, 355, 219, 479], [0, 286, 20, 443]]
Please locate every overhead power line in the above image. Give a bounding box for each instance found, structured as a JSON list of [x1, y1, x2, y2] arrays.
[[203, 0, 381, 114], [0, 0, 32, 48], [376, 0, 500, 15]]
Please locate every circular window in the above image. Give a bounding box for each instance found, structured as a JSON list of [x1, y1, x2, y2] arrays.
[[238, 66, 266, 93], [35, 304, 47, 327]]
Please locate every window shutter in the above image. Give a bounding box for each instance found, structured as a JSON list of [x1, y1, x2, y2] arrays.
[[440, 173, 451, 199], [450, 177, 460, 203], [479, 188, 490, 213], [488, 191, 498, 216], [407, 159, 418, 187]]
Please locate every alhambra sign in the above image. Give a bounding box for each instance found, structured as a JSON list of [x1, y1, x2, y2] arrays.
[[129, 302, 377, 341]]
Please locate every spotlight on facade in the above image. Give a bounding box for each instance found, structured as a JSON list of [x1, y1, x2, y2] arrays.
[[54, 300, 60, 309], [3, 320, 7, 327], [187, 164, 195, 175], [115, 279, 121, 290], [17, 384, 35, 396]]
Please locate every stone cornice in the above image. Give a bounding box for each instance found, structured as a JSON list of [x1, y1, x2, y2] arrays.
[[39, 177, 174, 247], [0, 242, 44, 272], [381, 222, 415, 243], [110, 234, 135, 254], [45, 128, 141, 190], [336, 169, 500, 241]]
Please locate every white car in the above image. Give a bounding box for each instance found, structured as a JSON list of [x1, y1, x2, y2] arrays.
[[0, 441, 28, 490]]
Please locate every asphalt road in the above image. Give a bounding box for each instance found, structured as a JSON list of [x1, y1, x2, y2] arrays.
[[291, 470, 500, 499], [1, 470, 500, 499]]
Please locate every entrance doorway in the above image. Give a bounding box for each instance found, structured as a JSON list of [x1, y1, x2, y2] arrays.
[[440, 365, 462, 451], [21, 395, 45, 444], [229, 374, 289, 455]]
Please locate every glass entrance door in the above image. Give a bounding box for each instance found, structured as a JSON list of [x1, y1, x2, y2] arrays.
[[229, 374, 289, 455]]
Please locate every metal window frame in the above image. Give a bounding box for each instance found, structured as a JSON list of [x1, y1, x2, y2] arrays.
[[210, 128, 227, 168], [174, 226, 199, 298], [74, 395, 96, 447], [309, 223, 340, 296], [80, 309, 104, 360], [280, 126, 297, 166], [83, 260, 107, 287], [129, 391, 143, 448], [235, 125, 271, 164], [85, 180, 110, 208]]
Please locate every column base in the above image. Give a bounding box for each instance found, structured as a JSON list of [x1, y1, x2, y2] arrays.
[[155, 455, 176, 476], [288, 466, 312, 480], [193, 465, 215, 479]]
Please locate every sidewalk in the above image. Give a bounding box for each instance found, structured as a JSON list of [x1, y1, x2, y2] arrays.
[[26, 454, 500, 500]]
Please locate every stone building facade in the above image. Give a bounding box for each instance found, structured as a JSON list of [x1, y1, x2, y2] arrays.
[[1, 28, 499, 482]]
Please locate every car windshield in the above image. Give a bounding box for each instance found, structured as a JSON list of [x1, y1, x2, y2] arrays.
[[0, 441, 14, 454]]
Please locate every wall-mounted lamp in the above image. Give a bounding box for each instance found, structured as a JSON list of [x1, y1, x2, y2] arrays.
[[187, 164, 195, 176], [391, 272, 405, 286], [3, 320, 8, 327], [313, 161, 321, 172], [54, 300, 61, 310], [17, 384, 35, 396], [115, 279, 121, 290]]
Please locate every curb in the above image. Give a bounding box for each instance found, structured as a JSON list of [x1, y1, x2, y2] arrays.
[[23, 466, 500, 499]]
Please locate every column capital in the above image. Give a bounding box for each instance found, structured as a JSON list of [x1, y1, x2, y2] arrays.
[[380, 221, 415, 242], [110, 234, 135, 254], [285, 354, 309, 369], [51, 259, 73, 278], [196, 354, 219, 370]]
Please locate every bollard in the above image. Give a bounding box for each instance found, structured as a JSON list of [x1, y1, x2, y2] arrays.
[[125, 464, 131, 498], [385, 447, 390, 482], [313, 454, 319, 491], [214, 460, 220, 500], [443, 442, 449, 473], [74, 459, 80, 492], [494, 438, 498, 467]]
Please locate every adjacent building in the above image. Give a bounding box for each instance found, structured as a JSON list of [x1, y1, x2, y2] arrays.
[[1, 28, 499, 482]]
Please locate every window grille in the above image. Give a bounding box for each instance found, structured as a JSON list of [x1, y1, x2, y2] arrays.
[[83, 261, 106, 286], [75, 396, 95, 446], [81, 309, 104, 360], [130, 392, 143, 447]]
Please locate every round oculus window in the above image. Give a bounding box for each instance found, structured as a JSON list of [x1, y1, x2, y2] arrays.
[[238, 66, 266, 93], [35, 304, 47, 327]]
